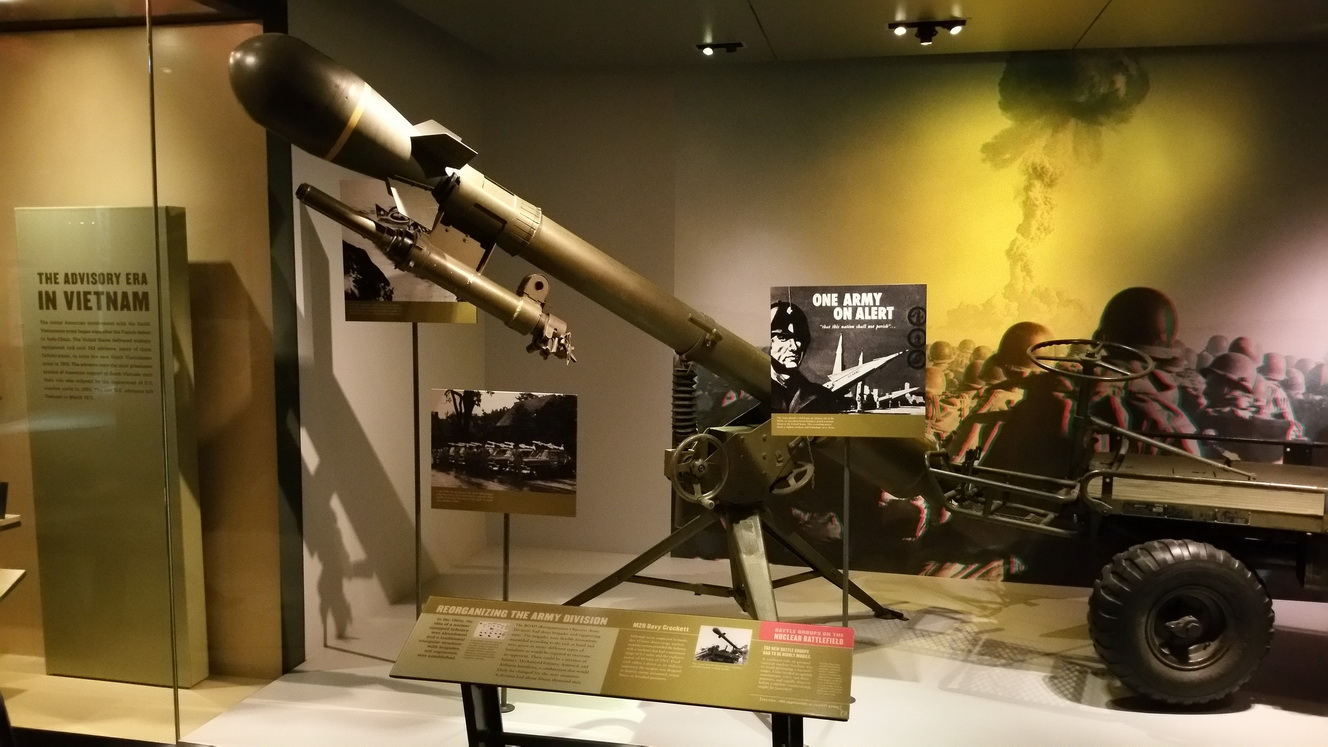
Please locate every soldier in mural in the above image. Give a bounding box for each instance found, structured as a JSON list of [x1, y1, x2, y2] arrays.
[[1195, 353, 1299, 462], [1236, 345, 1304, 439], [926, 341, 958, 392], [1085, 287, 1201, 455], [1285, 368, 1328, 463], [922, 365, 964, 448], [769, 300, 842, 414], [945, 320, 1055, 462]]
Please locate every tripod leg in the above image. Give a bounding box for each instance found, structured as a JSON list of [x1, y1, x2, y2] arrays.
[[763, 510, 904, 620], [565, 512, 718, 606], [728, 510, 779, 621]]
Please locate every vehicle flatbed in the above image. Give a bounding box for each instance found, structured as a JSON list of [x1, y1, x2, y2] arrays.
[[1084, 453, 1328, 533]]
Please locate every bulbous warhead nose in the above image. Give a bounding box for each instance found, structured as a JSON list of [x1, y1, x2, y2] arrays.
[[228, 33, 425, 183]]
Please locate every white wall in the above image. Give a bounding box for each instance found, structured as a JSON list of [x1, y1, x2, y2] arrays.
[[288, 0, 489, 648], [476, 69, 679, 555], [289, 0, 690, 652]]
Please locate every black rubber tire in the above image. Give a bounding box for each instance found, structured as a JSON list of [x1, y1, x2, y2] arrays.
[[1088, 539, 1273, 705]]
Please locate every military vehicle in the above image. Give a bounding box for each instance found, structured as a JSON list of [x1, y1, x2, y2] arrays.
[[925, 338, 1328, 704]]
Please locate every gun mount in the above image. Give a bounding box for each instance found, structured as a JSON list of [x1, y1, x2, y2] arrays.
[[231, 33, 938, 622]]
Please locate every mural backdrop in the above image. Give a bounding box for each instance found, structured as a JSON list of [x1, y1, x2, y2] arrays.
[[671, 44, 1328, 588]]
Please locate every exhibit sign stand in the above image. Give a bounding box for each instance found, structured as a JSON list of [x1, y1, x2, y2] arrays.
[[14, 206, 208, 686], [393, 596, 855, 747]]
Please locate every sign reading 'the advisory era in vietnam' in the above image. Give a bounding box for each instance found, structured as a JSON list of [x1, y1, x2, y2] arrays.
[[14, 207, 208, 688]]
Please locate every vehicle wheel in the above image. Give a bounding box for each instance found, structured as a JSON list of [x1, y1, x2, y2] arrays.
[[1088, 539, 1272, 705]]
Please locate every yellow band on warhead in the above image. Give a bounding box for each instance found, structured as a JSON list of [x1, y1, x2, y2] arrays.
[[325, 83, 368, 162]]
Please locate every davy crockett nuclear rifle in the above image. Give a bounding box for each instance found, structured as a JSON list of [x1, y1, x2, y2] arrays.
[[230, 33, 941, 623]]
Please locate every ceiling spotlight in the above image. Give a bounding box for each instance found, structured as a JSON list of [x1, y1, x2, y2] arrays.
[[887, 19, 967, 46], [696, 42, 744, 56]]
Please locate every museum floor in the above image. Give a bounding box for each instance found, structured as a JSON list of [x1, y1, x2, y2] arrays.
[[168, 547, 1328, 746], [5, 547, 1312, 745]]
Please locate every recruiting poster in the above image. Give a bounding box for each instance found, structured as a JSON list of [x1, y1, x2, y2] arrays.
[[430, 389, 577, 517], [770, 284, 926, 438], [340, 179, 478, 323], [392, 596, 855, 721]]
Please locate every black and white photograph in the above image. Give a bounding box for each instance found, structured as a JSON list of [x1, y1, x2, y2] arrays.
[[693, 626, 751, 665], [341, 179, 479, 323], [430, 388, 578, 517], [770, 285, 927, 436]]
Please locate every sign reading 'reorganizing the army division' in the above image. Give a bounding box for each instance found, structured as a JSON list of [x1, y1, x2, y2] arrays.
[[392, 596, 855, 720], [770, 284, 927, 438], [429, 389, 577, 517]]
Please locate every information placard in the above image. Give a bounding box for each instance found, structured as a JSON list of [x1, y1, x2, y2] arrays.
[[769, 284, 927, 438], [14, 206, 207, 686], [392, 596, 854, 720]]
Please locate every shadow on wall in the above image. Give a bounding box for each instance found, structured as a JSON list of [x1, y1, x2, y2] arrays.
[[189, 260, 284, 676], [298, 208, 437, 651]]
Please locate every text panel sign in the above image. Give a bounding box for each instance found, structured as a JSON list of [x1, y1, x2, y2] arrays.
[[392, 596, 854, 720]]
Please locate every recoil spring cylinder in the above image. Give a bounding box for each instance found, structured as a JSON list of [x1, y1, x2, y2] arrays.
[[671, 357, 699, 447]]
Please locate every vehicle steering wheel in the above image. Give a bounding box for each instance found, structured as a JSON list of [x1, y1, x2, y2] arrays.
[[668, 432, 728, 510], [1028, 338, 1155, 383]]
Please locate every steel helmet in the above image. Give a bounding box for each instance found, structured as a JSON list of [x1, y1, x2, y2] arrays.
[[1228, 336, 1260, 361], [1284, 368, 1306, 396], [960, 360, 986, 390], [1093, 287, 1178, 355], [1204, 335, 1230, 357], [770, 301, 810, 346], [973, 358, 1006, 387], [1200, 352, 1257, 393], [993, 321, 1053, 369], [1258, 353, 1287, 382], [928, 340, 956, 366]]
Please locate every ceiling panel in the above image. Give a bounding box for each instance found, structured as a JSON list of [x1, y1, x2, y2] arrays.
[[393, 0, 774, 66], [1082, 0, 1328, 49], [392, 1, 1328, 67], [0, 0, 253, 28]]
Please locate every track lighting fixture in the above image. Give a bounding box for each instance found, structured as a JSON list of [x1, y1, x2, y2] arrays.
[[696, 42, 744, 56], [887, 19, 966, 46]]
